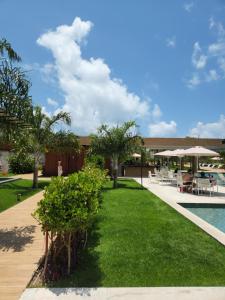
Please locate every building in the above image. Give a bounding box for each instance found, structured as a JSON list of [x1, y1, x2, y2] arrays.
[[43, 137, 225, 176], [0, 144, 11, 174]]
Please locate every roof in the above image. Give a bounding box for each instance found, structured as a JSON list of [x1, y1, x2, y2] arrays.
[[78, 136, 225, 150], [78, 136, 91, 146], [143, 137, 225, 150]]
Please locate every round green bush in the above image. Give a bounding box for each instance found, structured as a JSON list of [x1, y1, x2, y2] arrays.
[[9, 152, 34, 174]]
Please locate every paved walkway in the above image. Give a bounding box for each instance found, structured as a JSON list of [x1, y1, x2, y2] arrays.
[[12, 172, 51, 181], [20, 287, 225, 300], [0, 191, 45, 300]]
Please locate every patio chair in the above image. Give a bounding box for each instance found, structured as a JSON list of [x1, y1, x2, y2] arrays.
[[148, 170, 157, 183], [193, 178, 214, 196]]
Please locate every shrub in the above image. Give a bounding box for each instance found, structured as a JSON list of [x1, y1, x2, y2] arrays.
[[85, 153, 105, 169], [9, 151, 34, 174], [33, 166, 107, 279]]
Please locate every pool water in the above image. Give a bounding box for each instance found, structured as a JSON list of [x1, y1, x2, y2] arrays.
[[181, 203, 225, 233], [202, 172, 225, 186]]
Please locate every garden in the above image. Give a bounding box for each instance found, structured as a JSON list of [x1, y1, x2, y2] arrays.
[[30, 177, 225, 287], [2, 38, 225, 290]]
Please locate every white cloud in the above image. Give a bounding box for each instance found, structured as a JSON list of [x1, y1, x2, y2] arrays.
[[218, 57, 225, 74], [41, 106, 52, 118], [184, 2, 194, 13], [192, 42, 207, 69], [190, 115, 225, 138], [187, 18, 225, 88], [152, 104, 162, 120], [166, 36, 176, 48], [208, 42, 225, 56], [37, 17, 151, 134], [149, 121, 177, 137], [47, 97, 58, 107], [205, 69, 220, 82], [186, 73, 201, 88]]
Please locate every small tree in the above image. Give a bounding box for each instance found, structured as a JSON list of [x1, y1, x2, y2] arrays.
[[34, 166, 106, 277], [90, 121, 142, 188], [31, 107, 71, 188]]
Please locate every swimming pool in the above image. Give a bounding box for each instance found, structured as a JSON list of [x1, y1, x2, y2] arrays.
[[181, 203, 225, 233], [202, 172, 225, 186]]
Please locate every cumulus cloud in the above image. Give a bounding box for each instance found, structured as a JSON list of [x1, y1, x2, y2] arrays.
[[149, 121, 177, 137], [186, 73, 201, 89], [186, 18, 225, 88], [184, 2, 194, 13], [189, 115, 225, 138], [47, 97, 58, 107], [192, 42, 207, 69], [152, 104, 162, 120], [37, 17, 152, 134], [205, 69, 219, 82], [166, 36, 176, 48]]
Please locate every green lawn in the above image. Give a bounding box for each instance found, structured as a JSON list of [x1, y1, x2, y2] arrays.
[[53, 178, 225, 287], [0, 179, 49, 213]]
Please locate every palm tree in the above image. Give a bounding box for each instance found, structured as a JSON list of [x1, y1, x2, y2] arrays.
[[28, 106, 71, 188], [0, 38, 32, 140], [90, 121, 142, 188], [0, 38, 21, 62]]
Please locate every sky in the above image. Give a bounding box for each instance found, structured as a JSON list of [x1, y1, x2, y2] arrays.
[[1, 0, 225, 138]]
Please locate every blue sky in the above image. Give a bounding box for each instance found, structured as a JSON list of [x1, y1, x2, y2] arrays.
[[1, 0, 225, 137]]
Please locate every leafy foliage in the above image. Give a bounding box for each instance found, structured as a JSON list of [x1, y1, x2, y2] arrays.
[[0, 39, 32, 137], [85, 153, 105, 169], [33, 166, 107, 278], [9, 151, 34, 174], [90, 121, 142, 187], [47, 131, 80, 154]]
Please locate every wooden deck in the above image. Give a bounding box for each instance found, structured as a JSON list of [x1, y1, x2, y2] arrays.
[[0, 191, 44, 300]]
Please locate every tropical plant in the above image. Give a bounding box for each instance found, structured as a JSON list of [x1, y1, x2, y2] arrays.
[[12, 106, 71, 188], [47, 130, 80, 154], [33, 166, 107, 278], [85, 153, 105, 169], [90, 121, 142, 188], [8, 151, 34, 174], [0, 38, 32, 140], [0, 38, 21, 61]]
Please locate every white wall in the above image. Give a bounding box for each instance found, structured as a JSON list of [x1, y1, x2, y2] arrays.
[[0, 151, 10, 174]]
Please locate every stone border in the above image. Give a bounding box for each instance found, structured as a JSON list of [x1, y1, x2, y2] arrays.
[[0, 177, 20, 184]]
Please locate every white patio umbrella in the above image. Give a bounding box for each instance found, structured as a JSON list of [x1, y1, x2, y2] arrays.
[[183, 146, 219, 172], [132, 153, 141, 158], [154, 150, 174, 156]]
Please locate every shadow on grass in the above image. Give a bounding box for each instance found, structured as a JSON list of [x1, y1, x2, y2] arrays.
[[0, 180, 49, 192], [103, 181, 146, 191], [0, 225, 36, 252], [49, 216, 104, 289]]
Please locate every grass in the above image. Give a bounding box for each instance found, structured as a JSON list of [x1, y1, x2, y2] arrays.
[[0, 179, 49, 213], [50, 178, 225, 287]]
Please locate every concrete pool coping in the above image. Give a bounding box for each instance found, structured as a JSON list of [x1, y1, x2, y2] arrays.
[[0, 177, 20, 184], [134, 177, 225, 247], [19, 287, 225, 300]]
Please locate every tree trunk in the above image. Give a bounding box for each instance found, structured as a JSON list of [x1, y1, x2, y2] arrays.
[[42, 230, 49, 278], [112, 155, 118, 188], [67, 232, 72, 275], [32, 154, 39, 189]]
